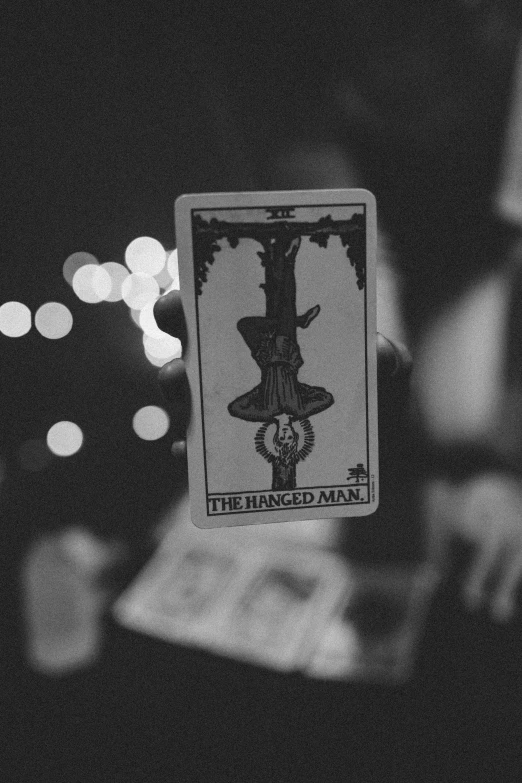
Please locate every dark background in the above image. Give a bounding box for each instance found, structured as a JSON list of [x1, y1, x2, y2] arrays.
[[4, 1, 522, 780]]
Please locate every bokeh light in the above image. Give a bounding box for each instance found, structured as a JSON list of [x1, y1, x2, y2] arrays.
[[139, 300, 168, 338], [19, 439, 53, 472], [0, 301, 31, 337], [72, 264, 112, 303], [143, 350, 170, 367], [125, 237, 166, 277], [100, 262, 129, 302], [46, 421, 84, 457], [143, 333, 182, 360], [166, 249, 180, 289], [129, 308, 142, 328], [121, 273, 159, 310], [132, 406, 170, 441], [154, 265, 172, 290], [35, 302, 73, 339], [63, 252, 99, 286]]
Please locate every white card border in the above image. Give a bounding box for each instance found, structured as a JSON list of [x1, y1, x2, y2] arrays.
[[175, 189, 378, 528]]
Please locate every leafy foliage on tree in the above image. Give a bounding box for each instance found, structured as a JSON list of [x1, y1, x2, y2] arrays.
[[192, 211, 366, 294]]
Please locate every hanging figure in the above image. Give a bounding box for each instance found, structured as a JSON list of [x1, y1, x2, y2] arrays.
[[228, 233, 334, 489]]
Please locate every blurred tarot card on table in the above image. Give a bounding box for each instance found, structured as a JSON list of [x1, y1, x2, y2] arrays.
[[114, 505, 348, 671], [113, 535, 245, 647], [306, 564, 439, 683], [218, 544, 348, 670], [175, 189, 378, 528]]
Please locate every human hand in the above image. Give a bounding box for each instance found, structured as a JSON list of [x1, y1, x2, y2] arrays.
[[153, 290, 190, 460], [425, 473, 522, 622]]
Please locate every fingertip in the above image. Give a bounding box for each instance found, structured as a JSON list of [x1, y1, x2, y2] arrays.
[[463, 581, 482, 613], [158, 358, 191, 426], [153, 290, 186, 343], [491, 598, 513, 623], [170, 440, 187, 459], [377, 333, 412, 381], [158, 356, 186, 386]]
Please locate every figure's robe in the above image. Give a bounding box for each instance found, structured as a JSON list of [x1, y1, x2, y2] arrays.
[[228, 331, 333, 423]]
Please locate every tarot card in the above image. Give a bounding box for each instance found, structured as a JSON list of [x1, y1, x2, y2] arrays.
[[113, 534, 245, 647], [175, 189, 378, 527], [219, 546, 348, 670], [306, 564, 439, 683], [113, 495, 347, 670]]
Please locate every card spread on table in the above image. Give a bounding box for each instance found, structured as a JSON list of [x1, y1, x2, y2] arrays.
[[175, 189, 378, 528], [113, 498, 348, 672], [113, 496, 438, 678]]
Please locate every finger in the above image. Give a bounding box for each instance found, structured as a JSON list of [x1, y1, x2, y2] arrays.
[[158, 358, 191, 439], [170, 440, 187, 459], [153, 290, 187, 347], [463, 534, 499, 611], [490, 547, 522, 622], [461, 474, 522, 614], [377, 333, 412, 385], [423, 478, 457, 572]]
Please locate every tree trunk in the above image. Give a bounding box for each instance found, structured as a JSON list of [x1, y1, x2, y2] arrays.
[[259, 233, 301, 491], [272, 461, 296, 491]]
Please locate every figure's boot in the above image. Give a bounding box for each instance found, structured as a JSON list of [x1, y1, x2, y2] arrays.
[[297, 304, 320, 329], [283, 235, 302, 265]]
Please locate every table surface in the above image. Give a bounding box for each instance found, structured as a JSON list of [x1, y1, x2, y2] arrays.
[[7, 563, 522, 783]]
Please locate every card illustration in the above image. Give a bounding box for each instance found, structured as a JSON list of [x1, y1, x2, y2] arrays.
[[176, 190, 378, 527], [230, 566, 319, 650], [227, 232, 335, 491], [157, 547, 235, 620], [113, 493, 356, 670]]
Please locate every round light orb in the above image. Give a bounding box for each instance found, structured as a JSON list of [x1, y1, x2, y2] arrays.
[[72, 264, 112, 303], [121, 273, 159, 310], [0, 301, 31, 337], [132, 406, 170, 441], [138, 300, 167, 338], [154, 265, 173, 290], [144, 350, 170, 367], [129, 308, 142, 328], [143, 333, 182, 359], [63, 252, 99, 286], [125, 237, 166, 277], [166, 249, 180, 289], [100, 262, 129, 302], [46, 421, 84, 457], [35, 302, 73, 339]]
